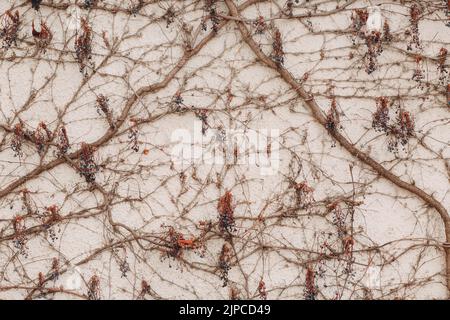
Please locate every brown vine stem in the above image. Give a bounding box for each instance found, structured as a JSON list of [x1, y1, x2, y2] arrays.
[[224, 0, 450, 298]]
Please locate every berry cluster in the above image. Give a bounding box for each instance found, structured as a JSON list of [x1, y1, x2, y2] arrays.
[[171, 91, 186, 112], [12, 123, 37, 156], [42, 205, 61, 242], [350, 9, 392, 74], [96, 94, 115, 128], [163, 7, 176, 28], [31, 0, 42, 11], [388, 109, 415, 152], [412, 55, 424, 85], [11, 123, 25, 157], [218, 243, 232, 287], [325, 98, 341, 133], [119, 260, 130, 278], [217, 191, 236, 235], [342, 235, 355, 274], [437, 47, 448, 85], [12, 215, 28, 257], [38, 272, 45, 288], [83, 0, 98, 9], [286, 0, 294, 17], [229, 285, 241, 300], [74, 18, 93, 75], [350, 9, 368, 38], [329, 201, 347, 238], [162, 226, 184, 261], [129, 0, 144, 17], [372, 97, 415, 153], [258, 279, 267, 300], [407, 4, 422, 51], [447, 84, 450, 108], [382, 21, 393, 43], [372, 97, 390, 132], [50, 258, 60, 281], [87, 275, 101, 300], [79, 143, 98, 183], [32, 20, 52, 51], [96, 94, 109, 114], [271, 28, 284, 67], [34, 122, 52, 155], [304, 266, 318, 300], [57, 126, 70, 156], [160, 225, 207, 268], [253, 16, 267, 34], [293, 181, 314, 209], [128, 126, 139, 152], [204, 0, 220, 33], [364, 31, 383, 74], [11, 121, 52, 157], [138, 280, 151, 299], [0, 10, 20, 50]]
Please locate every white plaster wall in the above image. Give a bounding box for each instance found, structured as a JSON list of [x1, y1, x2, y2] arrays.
[[0, 0, 449, 299]]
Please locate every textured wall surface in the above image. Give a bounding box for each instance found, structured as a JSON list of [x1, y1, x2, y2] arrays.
[[0, 0, 449, 300]]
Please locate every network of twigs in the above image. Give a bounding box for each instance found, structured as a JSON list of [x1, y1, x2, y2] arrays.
[[0, 0, 449, 300]]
